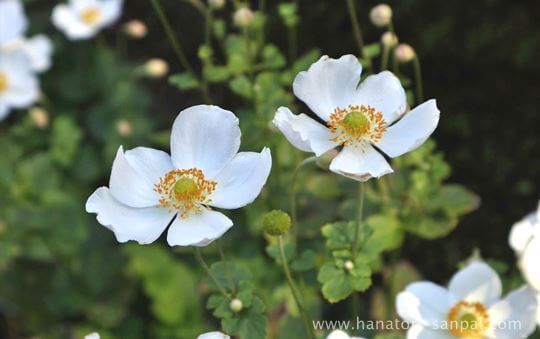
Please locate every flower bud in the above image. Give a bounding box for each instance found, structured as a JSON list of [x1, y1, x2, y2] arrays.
[[116, 119, 133, 136], [369, 4, 392, 28], [124, 20, 147, 39], [233, 7, 254, 28], [208, 0, 225, 9], [394, 43, 415, 63], [344, 260, 354, 271], [29, 107, 49, 129], [263, 210, 291, 236], [380, 31, 398, 48], [229, 298, 243, 312], [144, 58, 169, 78]]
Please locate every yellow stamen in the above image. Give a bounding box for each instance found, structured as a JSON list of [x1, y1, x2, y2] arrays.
[[0, 72, 8, 93], [327, 105, 386, 148], [154, 168, 217, 217], [447, 301, 490, 338], [80, 7, 101, 25]]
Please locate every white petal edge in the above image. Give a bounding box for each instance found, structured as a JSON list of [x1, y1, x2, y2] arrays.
[[22, 35, 53, 73], [377, 100, 440, 158], [329, 145, 393, 182], [293, 55, 362, 122], [109, 146, 173, 208], [353, 71, 407, 125], [170, 105, 241, 178], [86, 187, 173, 245], [167, 210, 233, 247], [520, 237, 540, 291], [51, 4, 97, 40], [273, 106, 338, 156], [509, 210, 537, 254], [487, 286, 538, 339], [99, 0, 123, 27], [0, 0, 28, 45], [396, 282, 452, 327], [326, 330, 365, 339], [197, 332, 230, 339], [448, 261, 502, 306], [406, 325, 453, 339], [209, 148, 272, 209]]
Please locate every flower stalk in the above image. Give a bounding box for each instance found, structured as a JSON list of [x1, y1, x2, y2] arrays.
[[352, 182, 365, 258], [413, 54, 424, 104], [194, 247, 230, 299], [345, 0, 365, 59]]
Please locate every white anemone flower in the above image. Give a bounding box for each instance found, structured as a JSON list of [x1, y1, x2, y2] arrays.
[[396, 261, 538, 338], [326, 329, 365, 339], [0, 51, 39, 120], [84, 333, 100, 339], [197, 331, 230, 339], [273, 54, 440, 181], [0, 0, 52, 73], [52, 0, 123, 40], [86, 105, 272, 247]]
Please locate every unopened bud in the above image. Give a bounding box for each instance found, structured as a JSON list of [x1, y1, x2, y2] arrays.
[[116, 119, 133, 136], [234, 7, 254, 28], [229, 298, 243, 312], [29, 107, 49, 129], [369, 4, 392, 28], [144, 58, 169, 78], [263, 210, 291, 236], [208, 0, 225, 9], [394, 43, 415, 63], [344, 260, 354, 271], [380, 32, 398, 48], [124, 20, 147, 39]]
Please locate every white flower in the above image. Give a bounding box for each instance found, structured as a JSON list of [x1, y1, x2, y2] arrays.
[[84, 333, 100, 339], [273, 55, 439, 182], [326, 329, 365, 339], [0, 0, 52, 73], [0, 51, 39, 120], [52, 0, 123, 40], [86, 105, 272, 247], [197, 331, 230, 339], [369, 4, 393, 28], [396, 261, 538, 338]]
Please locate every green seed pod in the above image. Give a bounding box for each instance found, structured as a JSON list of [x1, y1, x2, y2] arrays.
[[263, 210, 291, 236]]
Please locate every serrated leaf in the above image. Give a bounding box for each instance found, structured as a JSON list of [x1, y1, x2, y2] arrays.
[[229, 76, 253, 98], [168, 73, 200, 90]]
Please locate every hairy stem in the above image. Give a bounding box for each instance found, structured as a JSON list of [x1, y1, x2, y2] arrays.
[[352, 182, 365, 257]]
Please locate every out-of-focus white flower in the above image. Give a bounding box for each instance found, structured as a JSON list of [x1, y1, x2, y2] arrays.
[[396, 261, 538, 338], [233, 7, 254, 28], [380, 31, 398, 48], [52, 0, 123, 40], [116, 118, 132, 136], [273, 55, 439, 182], [395, 43, 415, 63], [29, 107, 49, 128], [85, 333, 100, 339], [86, 105, 272, 247], [0, 0, 52, 73], [208, 0, 225, 10], [326, 330, 365, 339], [123, 19, 147, 39], [197, 332, 230, 339], [144, 58, 169, 78], [369, 4, 392, 28], [0, 51, 39, 120]]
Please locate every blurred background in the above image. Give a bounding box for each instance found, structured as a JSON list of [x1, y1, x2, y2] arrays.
[[0, 0, 539, 338]]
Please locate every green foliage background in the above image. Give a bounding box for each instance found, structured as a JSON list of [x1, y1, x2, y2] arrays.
[[0, 0, 538, 338]]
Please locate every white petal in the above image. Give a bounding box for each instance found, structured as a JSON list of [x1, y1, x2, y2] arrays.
[[0, 104, 9, 120], [86, 187, 172, 244], [170, 105, 241, 178], [448, 262, 502, 306], [396, 282, 452, 327], [406, 325, 453, 339], [354, 71, 407, 125], [487, 286, 538, 339], [197, 332, 230, 339], [377, 100, 440, 158], [0, 0, 28, 45], [509, 210, 537, 255], [273, 106, 337, 156], [209, 148, 272, 209], [109, 146, 173, 208], [84, 333, 100, 339], [0, 51, 38, 108], [167, 209, 233, 247], [329, 145, 393, 182], [520, 237, 540, 291], [99, 0, 123, 27], [52, 4, 96, 40], [21, 35, 53, 73], [293, 55, 362, 122]]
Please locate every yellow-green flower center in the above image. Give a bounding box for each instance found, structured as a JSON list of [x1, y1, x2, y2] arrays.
[[342, 110, 370, 134], [447, 301, 489, 338], [80, 7, 101, 25], [173, 177, 199, 198], [0, 72, 8, 93], [328, 105, 387, 148]]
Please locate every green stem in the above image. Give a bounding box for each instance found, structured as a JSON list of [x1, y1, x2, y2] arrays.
[[278, 236, 314, 339], [290, 156, 317, 240], [217, 241, 236, 294], [243, 27, 258, 116], [381, 45, 390, 71], [345, 0, 365, 59], [352, 182, 365, 258], [149, 0, 211, 103], [194, 247, 230, 299], [413, 55, 424, 104]]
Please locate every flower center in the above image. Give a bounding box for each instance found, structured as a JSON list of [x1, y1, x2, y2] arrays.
[[154, 168, 217, 217], [328, 105, 386, 148], [80, 7, 101, 25], [0, 72, 8, 93], [447, 301, 490, 338]]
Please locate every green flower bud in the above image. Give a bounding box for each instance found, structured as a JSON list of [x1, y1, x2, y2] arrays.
[[263, 210, 291, 236], [229, 298, 243, 312]]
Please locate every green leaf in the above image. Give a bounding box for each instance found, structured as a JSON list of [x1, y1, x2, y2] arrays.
[[364, 214, 404, 255], [204, 65, 230, 83], [433, 184, 479, 215], [317, 261, 371, 303], [363, 43, 381, 58], [169, 72, 200, 90], [207, 262, 252, 293], [266, 240, 294, 265], [321, 221, 355, 250], [50, 116, 82, 167], [229, 76, 253, 98], [262, 45, 286, 69], [291, 250, 316, 271]]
